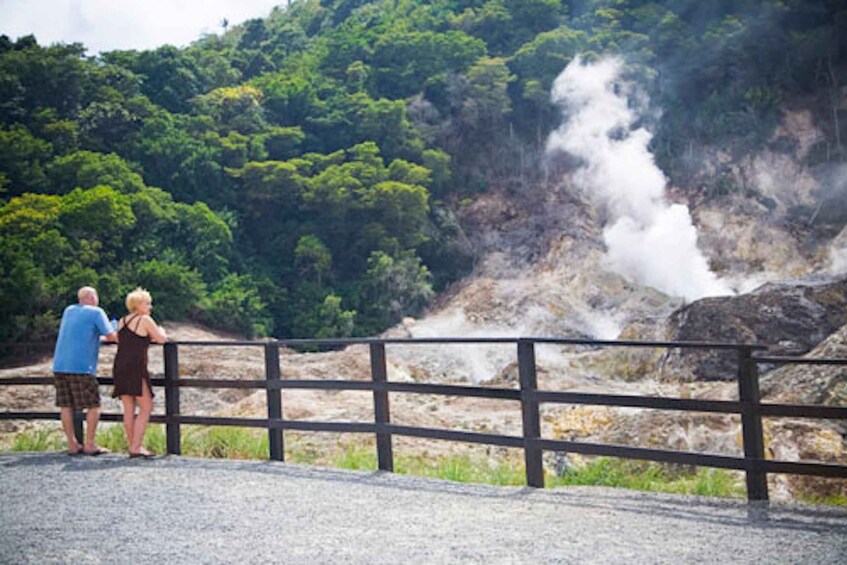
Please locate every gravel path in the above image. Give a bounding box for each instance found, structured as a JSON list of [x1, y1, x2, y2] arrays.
[[1, 453, 845, 564]]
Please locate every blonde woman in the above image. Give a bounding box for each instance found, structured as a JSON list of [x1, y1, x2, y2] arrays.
[[112, 288, 167, 458]]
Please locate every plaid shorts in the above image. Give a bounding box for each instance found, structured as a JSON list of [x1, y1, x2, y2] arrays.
[[54, 373, 101, 409]]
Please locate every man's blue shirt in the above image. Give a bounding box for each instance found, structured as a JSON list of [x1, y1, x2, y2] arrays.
[[52, 304, 113, 375]]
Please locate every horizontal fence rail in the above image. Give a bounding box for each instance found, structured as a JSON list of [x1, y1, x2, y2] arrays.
[[1, 337, 845, 502]]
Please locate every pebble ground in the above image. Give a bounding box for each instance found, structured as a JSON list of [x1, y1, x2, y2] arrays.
[[1, 452, 845, 564]]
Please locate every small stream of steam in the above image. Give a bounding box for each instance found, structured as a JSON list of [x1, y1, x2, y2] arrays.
[[547, 56, 732, 301]]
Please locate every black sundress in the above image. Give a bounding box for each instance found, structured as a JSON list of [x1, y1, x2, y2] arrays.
[[112, 314, 153, 398]]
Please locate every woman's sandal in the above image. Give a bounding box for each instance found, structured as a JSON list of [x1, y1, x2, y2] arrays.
[[128, 449, 156, 459]]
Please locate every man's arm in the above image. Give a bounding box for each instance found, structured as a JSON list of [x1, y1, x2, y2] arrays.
[[96, 309, 118, 343], [101, 331, 118, 343]]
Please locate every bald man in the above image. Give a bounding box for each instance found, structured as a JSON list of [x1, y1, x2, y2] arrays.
[[52, 286, 118, 455]]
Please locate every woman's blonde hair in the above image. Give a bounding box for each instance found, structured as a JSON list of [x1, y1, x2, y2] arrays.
[[126, 287, 152, 313]]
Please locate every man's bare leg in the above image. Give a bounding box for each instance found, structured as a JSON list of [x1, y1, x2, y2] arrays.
[[60, 407, 80, 453], [83, 407, 108, 453]]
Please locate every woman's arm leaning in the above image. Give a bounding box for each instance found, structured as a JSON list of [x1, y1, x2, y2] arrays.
[[143, 316, 168, 344]]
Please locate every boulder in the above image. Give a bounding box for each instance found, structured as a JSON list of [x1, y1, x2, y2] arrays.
[[660, 277, 847, 381]]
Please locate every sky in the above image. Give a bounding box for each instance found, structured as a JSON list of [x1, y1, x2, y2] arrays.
[[0, 0, 286, 54]]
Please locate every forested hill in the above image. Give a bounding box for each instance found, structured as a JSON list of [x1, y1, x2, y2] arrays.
[[1, 0, 844, 344]]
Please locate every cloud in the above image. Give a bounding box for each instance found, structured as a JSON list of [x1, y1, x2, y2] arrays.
[[0, 0, 284, 54]]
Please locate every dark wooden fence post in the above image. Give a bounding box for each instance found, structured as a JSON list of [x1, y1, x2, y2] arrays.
[[164, 342, 181, 455], [265, 340, 284, 461], [370, 342, 393, 472], [738, 346, 768, 501], [518, 339, 544, 488], [73, 411, 84, 446]]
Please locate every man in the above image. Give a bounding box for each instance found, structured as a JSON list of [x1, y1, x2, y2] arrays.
[[53, 286, 117, 455]]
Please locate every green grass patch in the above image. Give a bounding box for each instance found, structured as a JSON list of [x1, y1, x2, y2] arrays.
[[95, 423, 130, 452], [332, 443, 377, 470], [800, 493, 847, 506], [323, 444, 526, 486], [396, 452, 526, 486], [11, 428, 64, 452], [7, 424, 266, 459], [104, 424, 268, 460], [548, 458, 745, 499]]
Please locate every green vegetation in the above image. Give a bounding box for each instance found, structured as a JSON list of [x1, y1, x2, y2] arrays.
[[547, 457, 746, 498], [327, 443, 528, 485], [7, 425, 754, 499], [804, 493, 847, 506], [10, 427, 64, 452], [1, 1, 844, 346]]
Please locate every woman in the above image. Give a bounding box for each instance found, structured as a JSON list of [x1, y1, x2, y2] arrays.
[[112, 288, 167, 458]]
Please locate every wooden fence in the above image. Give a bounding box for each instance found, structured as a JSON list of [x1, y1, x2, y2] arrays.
[[2, 337, 846, 501]]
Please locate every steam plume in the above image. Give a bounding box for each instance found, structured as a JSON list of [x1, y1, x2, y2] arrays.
[[547, 56, 732, 301]]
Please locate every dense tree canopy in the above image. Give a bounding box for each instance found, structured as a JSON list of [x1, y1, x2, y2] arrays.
[[0, 0, 844, 345]]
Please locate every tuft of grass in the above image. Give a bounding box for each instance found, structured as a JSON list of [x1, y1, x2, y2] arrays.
[[188, 426, 269, 460], [12, 428, 64, 452], [333, 443, 377, 470], [143, 425, 167, 454], [690, 467, 744, 498], [427, 455, 476, 483], [96, 424, 129, 452], [548, 458, 745, 499], [487, 462, 527, 486], [393, 452, 526, 486], [800, 493, 847, 506]]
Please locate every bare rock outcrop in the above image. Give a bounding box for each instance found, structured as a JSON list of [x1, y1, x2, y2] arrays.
[[761, 324, 847, 407], [660, 277, 847, 381]]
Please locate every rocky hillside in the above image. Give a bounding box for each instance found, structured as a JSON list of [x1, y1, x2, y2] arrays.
[[381, 100, 847, 500]]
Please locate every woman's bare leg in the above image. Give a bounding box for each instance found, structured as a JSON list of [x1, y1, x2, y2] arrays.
[[120, 395, 135, 449], [130, 381, 153, 454]]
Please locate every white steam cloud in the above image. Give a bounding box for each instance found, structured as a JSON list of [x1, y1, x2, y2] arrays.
[[547, 56, 732, 301]]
